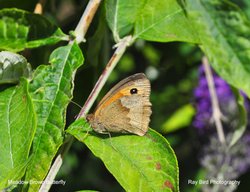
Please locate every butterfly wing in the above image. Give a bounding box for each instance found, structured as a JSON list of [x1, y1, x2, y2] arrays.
[[88, 73, 152, 136], [120, 92, 151, 136]]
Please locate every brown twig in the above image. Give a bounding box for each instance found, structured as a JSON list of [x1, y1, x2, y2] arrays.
[[77, 35, 133, 118], [74, 0, 102, 43], [39, 1, 103, 191], [203, 57, 226, 144], [39, 155, 62, 192], [41, 35, 133, 191]]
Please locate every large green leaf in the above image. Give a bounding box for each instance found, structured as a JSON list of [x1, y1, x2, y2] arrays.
[[0, 51, 32, 84], [105, 0, 145, 40], [0, 8, 68, 52], [24, 42, 84, 191], [186, 0, 250, 97], [0, 80, 36, 189], [106, 0, 198, 43], [67, 118, 179, 192]]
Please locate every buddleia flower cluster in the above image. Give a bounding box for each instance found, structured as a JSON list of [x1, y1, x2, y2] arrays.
[[193, 65, 250, 191]]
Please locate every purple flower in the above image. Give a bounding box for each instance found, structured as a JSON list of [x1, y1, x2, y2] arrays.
[[193, 65, 234, 133], [200, 132, 250, 191], [193, 64, 250, 190], [193, 65, 250, 132]]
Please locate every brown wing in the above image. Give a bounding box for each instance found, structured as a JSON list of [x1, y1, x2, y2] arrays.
[[89, 73, 151, 136], [92, 99, 131, 133], [94, 73, 147, 111], [119, 80, 151, 135]]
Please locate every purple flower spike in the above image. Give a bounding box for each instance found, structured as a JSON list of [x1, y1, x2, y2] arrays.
[[193, 65, 234, 132], [193, 64, 250, 190]]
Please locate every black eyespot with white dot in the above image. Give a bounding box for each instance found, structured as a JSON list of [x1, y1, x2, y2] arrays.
[[130, 88, 138, 94]]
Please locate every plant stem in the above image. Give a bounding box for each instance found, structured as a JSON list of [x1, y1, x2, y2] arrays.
[[39, 155, 62, 192], [77, 35, 133, 118], [40, 1, 102, 191], [75, 0, 102, 43], [41, 35, 133, 191], [203, 57, 226, 144]]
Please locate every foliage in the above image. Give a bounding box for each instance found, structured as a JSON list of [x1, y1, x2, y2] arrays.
[[67, 119, 179, 192], [0, 0, 249, 192]]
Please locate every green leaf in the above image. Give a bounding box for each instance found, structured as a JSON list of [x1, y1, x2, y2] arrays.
[[67, 118, 179, 192], [162, 104, 195, 133], [238, 0, 250, 19], [106, 0, 198, 43], [0, 80, 36, 189], [0, 8, 68, 52], [0, 51, 32, 84], [105, 0, 144, 40], [24, 42, 84, 191], [230, 88, 247, 147], [186, 0, 250, 97]]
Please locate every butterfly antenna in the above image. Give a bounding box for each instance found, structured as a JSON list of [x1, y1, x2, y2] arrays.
[[69, 100, 85, 119], [70, 100, 83, 109]]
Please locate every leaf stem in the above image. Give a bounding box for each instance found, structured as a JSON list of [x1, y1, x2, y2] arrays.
[[77, 35, 133, 118], [74, 0, 102, 43], [202, 57, 226, 144]]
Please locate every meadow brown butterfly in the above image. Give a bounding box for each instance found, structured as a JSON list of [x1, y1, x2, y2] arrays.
[[86, 73, 152, 136]]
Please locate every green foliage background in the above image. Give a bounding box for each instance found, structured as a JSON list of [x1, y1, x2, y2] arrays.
[[0, 0, 250, 191]]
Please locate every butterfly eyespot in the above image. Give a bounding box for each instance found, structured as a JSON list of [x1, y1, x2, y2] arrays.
[[130, 88, 138, 94]]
